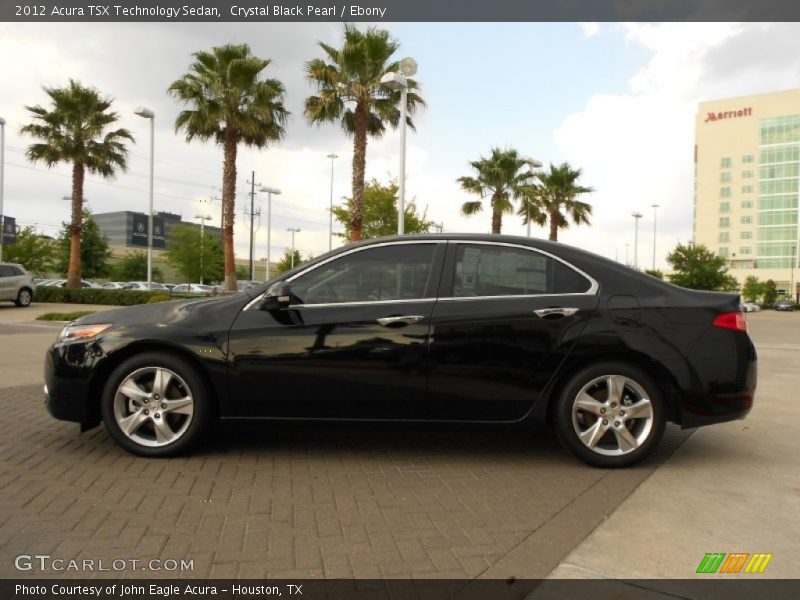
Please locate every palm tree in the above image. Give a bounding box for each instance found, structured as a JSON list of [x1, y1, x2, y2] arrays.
[[458, 148, 538, 234], [305, 25, 424, 241], [21, 80, 132, 288], [519, 162, 594, 242], [169, 44, 289, 291]]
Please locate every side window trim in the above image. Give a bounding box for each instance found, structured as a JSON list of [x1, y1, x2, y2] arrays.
[[439, 240, 598, 299]]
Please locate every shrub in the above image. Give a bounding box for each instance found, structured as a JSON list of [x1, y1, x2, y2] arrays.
[[147, 294, 172, 304], [34, 286, 167, 306]]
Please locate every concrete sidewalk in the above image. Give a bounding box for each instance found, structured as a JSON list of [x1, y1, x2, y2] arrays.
[[545, 311, 800, 582]]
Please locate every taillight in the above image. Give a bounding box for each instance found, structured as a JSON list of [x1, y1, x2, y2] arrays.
[[712, 312, 748, 332]]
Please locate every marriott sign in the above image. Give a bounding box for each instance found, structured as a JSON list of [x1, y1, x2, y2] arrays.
[[705, 106, 753, 123]]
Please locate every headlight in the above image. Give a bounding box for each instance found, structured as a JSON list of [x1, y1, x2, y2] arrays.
[[57, 323, 113, 343]]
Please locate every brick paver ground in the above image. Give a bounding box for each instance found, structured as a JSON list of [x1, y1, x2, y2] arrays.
[[0, 381, 689, 580]]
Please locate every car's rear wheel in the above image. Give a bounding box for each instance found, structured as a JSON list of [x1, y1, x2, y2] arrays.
[[15, 288, 32, 307], [554, 362, 666, 468], [101, 352, 212, 457]]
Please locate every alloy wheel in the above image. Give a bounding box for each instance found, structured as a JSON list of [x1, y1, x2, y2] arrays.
[[112, 367, 194, 447], [571, 374, 654, 456]]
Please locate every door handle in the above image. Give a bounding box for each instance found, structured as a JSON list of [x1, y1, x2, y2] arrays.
[[533, 307, 580, 318], [377, 315, 425, 327]]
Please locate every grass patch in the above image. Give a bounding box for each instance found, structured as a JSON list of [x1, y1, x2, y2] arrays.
[[37, 311, 96, 322]]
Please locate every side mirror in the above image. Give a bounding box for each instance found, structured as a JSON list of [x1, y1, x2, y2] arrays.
[[260, 282, 293, 310]]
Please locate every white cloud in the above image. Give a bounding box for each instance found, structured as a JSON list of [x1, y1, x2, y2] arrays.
[[549, 22, 800, 269], [580, 22, 602, 38]]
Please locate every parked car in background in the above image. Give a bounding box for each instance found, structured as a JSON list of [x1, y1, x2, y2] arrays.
[[122, 282, 169, 291], [741, 302, 760, 313], [172, 284, 213, 295], [44, 234, 757, 468], [775, 300, 795, 312], [237, 280, 261, 292], [101, 282, 127, 290], [49, 279, 99, 289], [35, 279, 59, 287], [0, 263, 34, 307]]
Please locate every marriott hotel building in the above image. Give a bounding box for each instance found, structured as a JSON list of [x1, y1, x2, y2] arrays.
[[694, 87, 800, 301]]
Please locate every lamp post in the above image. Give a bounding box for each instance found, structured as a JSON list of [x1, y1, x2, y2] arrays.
[[326, 153, 337, 251], [286, 228, 300, 269], [194, 215, 211, 285], [632, 212, 643, 270], [651, 204, 660, 270], [134, 107, 155, 289], [381, 57, 417, 236], [0, 116, 5, 263], [260, 186, 281, 281]]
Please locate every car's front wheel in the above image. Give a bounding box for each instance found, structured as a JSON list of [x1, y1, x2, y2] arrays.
[[554, 362, 666, 468], [15, 288, 32, 307], [101, 352, 213, 457]]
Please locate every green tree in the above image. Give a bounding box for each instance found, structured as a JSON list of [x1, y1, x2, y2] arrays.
[[55, 211, 111, 279], [644, 268, 664, 280], [666, 243, 739, 291], [165, 225, 223, 284], [22, 80, 133, 288], [2, 227, 56, 275], [169, 44, 289, 292], [458, 147, 537, 234], [305, 26, 424, 241], [332, 179, 434, 241], [275, 249, 311, 275], [742, 276, 767, 303], [112, 252, 163, 282], [519, 162, 593, 241], [763, 279, 778, 306]]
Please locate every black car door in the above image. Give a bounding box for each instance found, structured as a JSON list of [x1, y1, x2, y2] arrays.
[[227, 241, 445, 419], [426, 241, 600, 421]]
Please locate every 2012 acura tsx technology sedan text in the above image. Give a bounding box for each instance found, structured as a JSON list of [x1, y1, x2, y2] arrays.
[[43, 234, 757, 467]]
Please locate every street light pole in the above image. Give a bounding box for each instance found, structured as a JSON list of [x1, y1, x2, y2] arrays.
[[194, 215, 211, 284], [327, 153, 337, 251], [632, 212, 643, 270], [651, 204, 660, 270], [0, 116, 5, 263], [381, 57, 417, 236], [260, 186, 281, 281], [134, 107, 155, 289], [287, 228, 300, 269]]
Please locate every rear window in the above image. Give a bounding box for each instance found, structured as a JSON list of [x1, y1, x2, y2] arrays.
[[452, 244, 592, 297]]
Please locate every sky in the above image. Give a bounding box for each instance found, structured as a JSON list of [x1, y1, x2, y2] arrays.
[[2, 21, 800, 270]]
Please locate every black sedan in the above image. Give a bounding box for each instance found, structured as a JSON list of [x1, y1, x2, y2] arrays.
[[44, 234, 756, 467]]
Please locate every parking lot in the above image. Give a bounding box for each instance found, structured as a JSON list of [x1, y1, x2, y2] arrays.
[[0, 303, 796, 580]]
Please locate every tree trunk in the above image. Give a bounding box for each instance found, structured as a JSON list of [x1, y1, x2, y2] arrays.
[[491, 193, 502, 234], [222, 128, 238, 292], [67, 162, 84, 288], [549, 208, 559, 241], [350, 102, 368, 242]]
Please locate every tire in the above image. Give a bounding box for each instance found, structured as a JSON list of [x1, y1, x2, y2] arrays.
[[101, 351, 213, 457], [554, 362, 666, 468], [15, 288, 32, 307]]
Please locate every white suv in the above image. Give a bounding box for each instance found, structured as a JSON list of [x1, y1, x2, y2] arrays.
[[0, 263, 34, 307]]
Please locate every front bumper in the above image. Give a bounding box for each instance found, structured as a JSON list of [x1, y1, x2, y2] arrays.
[[44, 341, 102, 429]]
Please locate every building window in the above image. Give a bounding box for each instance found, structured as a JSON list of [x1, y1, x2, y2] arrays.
[[719, 201, 731, 213], [719, 232, 730, 243], [719, 217, 730, 228], [720, 172, 732, 183], [720, 187, 732, 198], [741, 186, 754, 194], [720, 157, 732, 168], [760, 114, 800, 145], [718, 247, 729, 257], [741, 170, 754, 179], [740, 247, 752, 254], [742, 154, 755, 164], [740, 231, 752, 239], [741, 200, 753, 209], [741, 216, 752, 224]]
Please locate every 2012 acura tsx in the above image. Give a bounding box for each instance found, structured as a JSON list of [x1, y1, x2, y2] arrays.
[[44, 234, 756, 467]]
